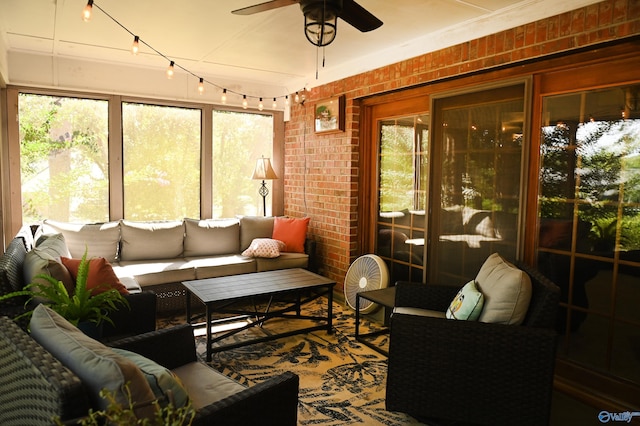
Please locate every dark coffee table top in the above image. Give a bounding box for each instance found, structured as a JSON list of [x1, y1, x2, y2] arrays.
[[183, 268, 335, 304]]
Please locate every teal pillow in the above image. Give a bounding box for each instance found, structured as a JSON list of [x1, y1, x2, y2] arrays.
[[112, 348, 190, 409], [446, 280, 484, 321]]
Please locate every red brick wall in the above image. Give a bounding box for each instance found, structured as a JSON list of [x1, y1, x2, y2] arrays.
[[284, 0, 640, 290]]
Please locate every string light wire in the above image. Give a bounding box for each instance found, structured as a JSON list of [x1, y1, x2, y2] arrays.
[[83, 1, 304, 107]]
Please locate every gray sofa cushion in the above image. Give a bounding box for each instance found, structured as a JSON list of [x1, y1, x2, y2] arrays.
[[255, 253, 309, 272], [120, 220, 185, 261], [184, 218, 240, 257], [42, 220, 120, 262], [186, 255, 256, 280], [239, 216, 275, 251], [115, 259, 196, 287], [172, 361, 245, 410]]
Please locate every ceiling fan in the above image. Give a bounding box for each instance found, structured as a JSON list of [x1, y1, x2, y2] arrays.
[[232, 0, 383, 47]]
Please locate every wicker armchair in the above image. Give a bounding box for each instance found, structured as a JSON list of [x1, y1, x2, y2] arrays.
[[385, 261, 560, 426]]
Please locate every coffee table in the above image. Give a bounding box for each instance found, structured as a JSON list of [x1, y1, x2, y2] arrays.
[[183, 268, 336, 361]]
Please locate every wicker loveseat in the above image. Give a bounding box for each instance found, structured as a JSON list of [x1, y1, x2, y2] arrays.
[[39, 215, 314, 313], [385, 254, 560, 426], [0, 313, 299, 425]]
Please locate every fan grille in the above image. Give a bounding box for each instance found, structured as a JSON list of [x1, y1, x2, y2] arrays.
[[344, 254, 388, 312]]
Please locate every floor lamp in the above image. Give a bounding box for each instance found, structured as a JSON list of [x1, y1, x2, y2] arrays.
[[252, 156, 278, 216]]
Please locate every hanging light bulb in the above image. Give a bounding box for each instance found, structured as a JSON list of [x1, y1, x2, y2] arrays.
[[198, 78, 205, 94], [294, 92, 300, 103], [81, 0, 94, 22], [242, 95, 248, 109], [285, 95, 289, 106], [272, 98, 277, 109], [221, 89, 227, 104], [258, 98, 264, 111], [131, 36, 140, 55], [166, 61, 174, 79]]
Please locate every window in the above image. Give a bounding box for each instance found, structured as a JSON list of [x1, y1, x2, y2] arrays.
[[377, 115, 429, 283], [211, 110, 274, 218], [19, 94, 109, 223], [122, 103, 201, 221], [538, 84, 640, 383]]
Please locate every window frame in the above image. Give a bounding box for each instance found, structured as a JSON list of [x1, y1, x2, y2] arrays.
[[4, 87, 283, 238]]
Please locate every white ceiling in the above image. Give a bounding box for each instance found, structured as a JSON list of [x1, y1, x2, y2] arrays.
[[0, 0, 600, 103]]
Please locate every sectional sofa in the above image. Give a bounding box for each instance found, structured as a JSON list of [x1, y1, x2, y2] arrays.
[[39, 215, 314, 312]]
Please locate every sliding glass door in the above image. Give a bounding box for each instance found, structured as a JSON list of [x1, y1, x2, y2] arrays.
[[538, 84, 640, 383], [376, 115, 429, 283], [429, 84, 527, 284]]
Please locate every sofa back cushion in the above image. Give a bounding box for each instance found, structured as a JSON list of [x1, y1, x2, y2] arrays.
[[120, 220, 185, 261], [184, 218, 240, 257], [42, 220, 120, 263], [29, 305, 156, 415], [239, 216, 275, 251]]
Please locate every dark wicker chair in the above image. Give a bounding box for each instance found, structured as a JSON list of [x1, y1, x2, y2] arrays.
[[385, 262, 560, 426], [0, 317, 299, 425]]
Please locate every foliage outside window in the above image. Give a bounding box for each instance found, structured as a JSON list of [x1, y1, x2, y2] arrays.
[[211, 110, 273, 218], [122, 103, 201, 221], [19, 94, 109, 223]]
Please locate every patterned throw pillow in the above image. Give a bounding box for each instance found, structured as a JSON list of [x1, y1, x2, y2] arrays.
[[241, 238, 286, 258], [446, 280, 484, 321]]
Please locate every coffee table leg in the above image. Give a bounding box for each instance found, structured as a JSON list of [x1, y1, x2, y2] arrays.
[[206, 303, 212, 362], [327, 284, 334, 334], [185, 289, 191, 323], [355, 293, 360, 339]]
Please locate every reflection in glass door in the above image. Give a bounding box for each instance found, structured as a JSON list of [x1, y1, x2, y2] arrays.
[[376, 115, 429, 283], [430, 84, 526, 284], [538, 84, 640, 384]]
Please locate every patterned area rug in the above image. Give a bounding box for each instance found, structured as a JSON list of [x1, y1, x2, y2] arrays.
[[159, 296, 425, 425]]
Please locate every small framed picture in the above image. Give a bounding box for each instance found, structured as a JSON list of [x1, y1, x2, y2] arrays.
[[314, 95, 345, 134]]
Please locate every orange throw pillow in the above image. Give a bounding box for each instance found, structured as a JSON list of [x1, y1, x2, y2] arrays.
[[272, 216, 310, 253], [61, 257, 129, 296]]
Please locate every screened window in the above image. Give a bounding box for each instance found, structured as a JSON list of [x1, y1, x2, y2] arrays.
[[122, 103, 201, 220], [18, 94, 109, 223], [211, 110, 274, 217]]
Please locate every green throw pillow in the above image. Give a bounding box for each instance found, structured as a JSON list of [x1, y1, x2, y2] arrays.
[[112, 348, 190, 409], [445, 280, 484, 321]]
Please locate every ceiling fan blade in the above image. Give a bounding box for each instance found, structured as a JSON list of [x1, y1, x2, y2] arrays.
[[339, 0, 383, 32], [232, 0, 300, 15]]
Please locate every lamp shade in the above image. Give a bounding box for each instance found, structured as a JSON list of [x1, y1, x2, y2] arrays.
[[252, 157, 278, 180]]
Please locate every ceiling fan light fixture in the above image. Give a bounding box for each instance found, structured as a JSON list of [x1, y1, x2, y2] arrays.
[[303, 2, 338, 47]]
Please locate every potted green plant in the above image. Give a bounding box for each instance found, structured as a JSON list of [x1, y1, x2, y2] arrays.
[[0, 251, 128, 335]]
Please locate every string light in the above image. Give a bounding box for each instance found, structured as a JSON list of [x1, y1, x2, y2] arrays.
[[166, 61, 175, 79], [80, 1, 304, 108], [81, 0, 93, 22], [294, 92, 300, 103], [131, 36, 139, 55], [272, 98, 277, 109]]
